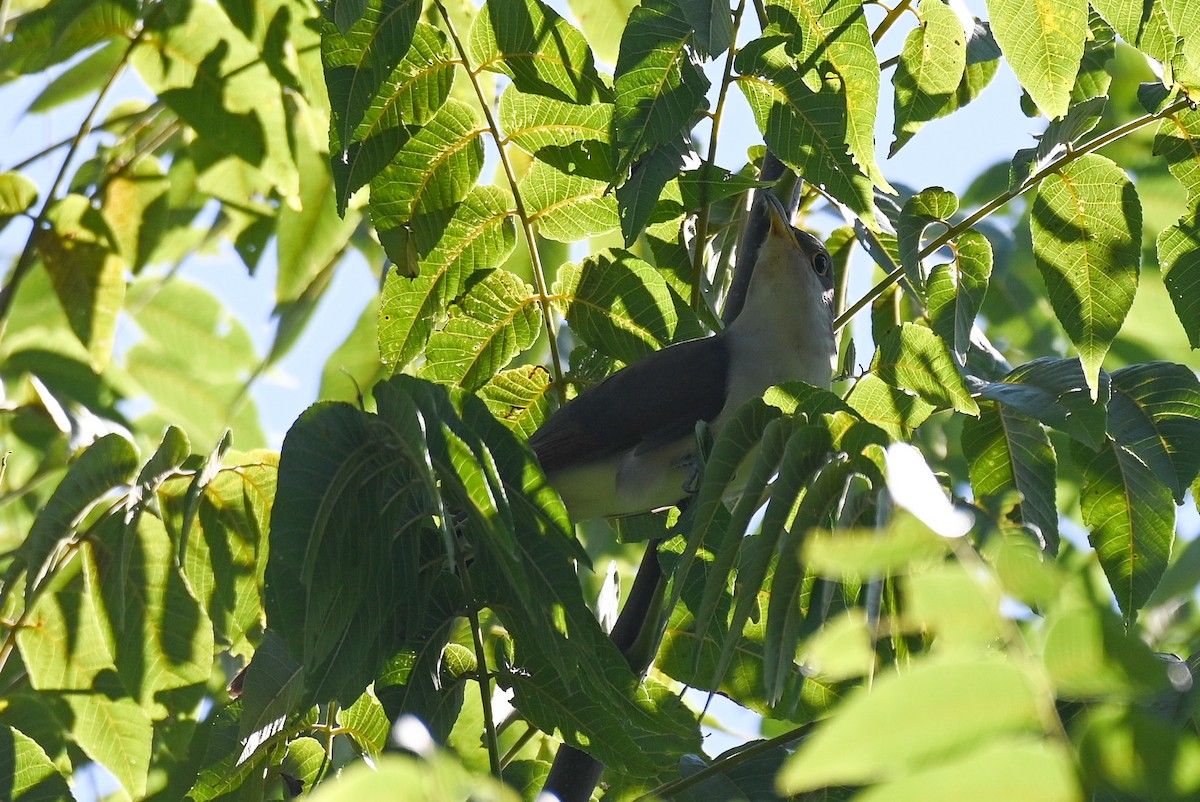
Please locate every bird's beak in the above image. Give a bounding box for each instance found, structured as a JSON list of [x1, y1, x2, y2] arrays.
[[762, 193, 801, 249]]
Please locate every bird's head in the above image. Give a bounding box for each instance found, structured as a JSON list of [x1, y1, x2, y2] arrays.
[[753, 193, 835, 314]]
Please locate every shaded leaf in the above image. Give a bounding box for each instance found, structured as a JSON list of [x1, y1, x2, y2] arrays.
[[963, 401, 1058, 552], [1108, 362, 1200, 504], [897, 186, 958, 293], [973, 357, 1109, 449], [499, 87, 614, 179], [1010, 95, 1107, 188], [1075, 438, 1175, 623], [0, 725, 72, 802]]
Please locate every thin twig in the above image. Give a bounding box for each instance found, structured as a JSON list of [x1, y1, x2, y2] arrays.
[[690, 0, 748, 313], [833, 97, 1194, 333], [0, 32, 142, 332], [430, 0, 564, 398]]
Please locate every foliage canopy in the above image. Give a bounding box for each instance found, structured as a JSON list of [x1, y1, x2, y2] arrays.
[[1, 0, 1199, 799]]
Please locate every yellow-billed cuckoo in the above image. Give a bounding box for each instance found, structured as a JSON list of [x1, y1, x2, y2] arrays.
[[530, 193, 837, 520]]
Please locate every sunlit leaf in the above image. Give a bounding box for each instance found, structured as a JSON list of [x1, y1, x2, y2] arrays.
[[479, 365, 554, 437], [369, 98, 486, 257], [36, 195, 125, 371], [845, 373, 935, 439], [871, 323, 979, 415], [763, 0, 892, 194], [612, 0, 709, 169], [468, 0, 610, 103], [891, 0, 968, 155], [521, 161, 620, 241], [927, 229, 992, 366], [735, 37, 876, 220], [499, 87, 614, 179], [323, 18, 454, 211], [421, 268, 542, 390], [779, 658, 1044, 792], [1030, 154, 1141, 396], [1155, 103, 1200, 201], [379, 185, 517, 371], [1157, 200, 1200, 348], [551, 248, 705, 364], [0, 725, 73, 802], [1010, 96, 1106, 188], [897, 186, 958, 293], [565, 0, 637, 64], [987, 0, 1087, 118], [0, 172, 39, 216]]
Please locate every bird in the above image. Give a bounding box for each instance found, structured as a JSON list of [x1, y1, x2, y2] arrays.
[[529, 193, 837, 521]]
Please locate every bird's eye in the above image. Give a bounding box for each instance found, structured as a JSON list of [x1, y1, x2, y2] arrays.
[[813, 252, 832, 276]]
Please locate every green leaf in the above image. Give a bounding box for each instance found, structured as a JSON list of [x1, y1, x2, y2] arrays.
[[565, 0, 638, 64], [420, 268, 543, 390], [903, 563, 1006, 647], [891, 0, 968, 155], [928, 229, 992, 366], [336, 686, 390, 756], [18, 554, 118, 691], [0, 0, 137, 76], [1070, 12, 1115, 104], [1157, 200, 1200, 348], [0, 172, 39, 216], [1079, 706, 1200, 801], [468, 0, 610, 104], [871, 323, 979, 415], [277, 139, 361, 306], [10, 433, 138, 606], [962, 401, 1059, 552], [616, 139, 688, 245], [987, 0, 1087, 118], [762, 0, 892, 194], [897, 187, 958, 293], [379, 185, 517, 371], [28, 39, 126, 113], [1108, 362, 1200, 504], [93, 516, 215, 709], [1042, 606, 1168, 697], [844, 373, 935, 439], [852, 738, 1080, 802], [499, 87, 614, 179], [0, 725, 73, 802], [1075, 438, 1175, 623], [679, 0, 733, 58], [612, 0, 709, 169], [63, 688, 153, 798], [36, 195, 125, 371], [478, 365, 554, 437], [134, 1, 300, 200], [975, 357, 1109, 449], [170, 451, 277, 653], [552, 248, 705, 364], [735, 38, 876, 221], [779, 658, 1044, 792], [1156, 103, 1200, 201], [803, 514, 950, 578], [320, 0, 426, 208], [369, 98, 486, 257], [302, 753, 523, 801], [100, 155, 170, 274], [520, 161, 620, 241], [1030, 153, 1141, 396]]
